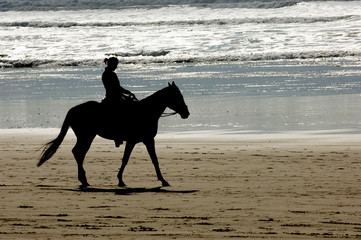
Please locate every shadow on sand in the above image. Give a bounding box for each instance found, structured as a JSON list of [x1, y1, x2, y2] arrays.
[[58, 186, 198, 195]]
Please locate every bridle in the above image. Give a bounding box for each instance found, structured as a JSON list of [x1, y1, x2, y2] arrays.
[[160, 84, 187, 118], [161, 111, 177, 117]]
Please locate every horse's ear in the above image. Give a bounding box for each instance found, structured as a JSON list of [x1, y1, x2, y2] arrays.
[[168, 82, 176, 88]]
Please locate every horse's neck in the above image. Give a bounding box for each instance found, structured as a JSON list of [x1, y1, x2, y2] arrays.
[[140, 88, 168, 118]]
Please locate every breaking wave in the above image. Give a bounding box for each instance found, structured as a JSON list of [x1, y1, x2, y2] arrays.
[[0, 15, 356, 28], [0, 0, 304, 11], [1, 50, 360, 68]]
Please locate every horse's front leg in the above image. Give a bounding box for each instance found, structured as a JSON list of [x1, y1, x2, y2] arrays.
[[144, 139, 170, 187], [117, 141, 135, 187]]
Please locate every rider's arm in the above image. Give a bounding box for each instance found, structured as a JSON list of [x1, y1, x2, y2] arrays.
[[119, 85, 131, 95]]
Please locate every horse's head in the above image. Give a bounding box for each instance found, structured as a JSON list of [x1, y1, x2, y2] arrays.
[[166, 82, 190, 119]]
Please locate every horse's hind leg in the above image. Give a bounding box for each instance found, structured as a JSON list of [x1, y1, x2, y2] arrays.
[[117, 141, 136, 187], [72, 136, 95, 188]]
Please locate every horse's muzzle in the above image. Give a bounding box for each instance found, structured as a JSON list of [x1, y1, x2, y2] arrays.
[[180, 106, 190, 119]]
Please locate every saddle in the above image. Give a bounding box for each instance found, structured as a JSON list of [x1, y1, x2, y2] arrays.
[[99, 94, 139, 145]]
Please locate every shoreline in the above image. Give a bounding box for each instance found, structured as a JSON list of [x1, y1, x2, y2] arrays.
[[2, 60, 361, 131], [1, 127, 360, 142]]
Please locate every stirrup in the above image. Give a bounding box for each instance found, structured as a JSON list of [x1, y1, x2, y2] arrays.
[[115, 140, 123, 148]]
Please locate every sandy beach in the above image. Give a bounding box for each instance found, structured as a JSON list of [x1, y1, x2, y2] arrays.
[[1, 129, 360, 239]]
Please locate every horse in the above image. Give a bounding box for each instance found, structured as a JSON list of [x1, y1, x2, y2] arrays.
[[37, 82, 190, 188]]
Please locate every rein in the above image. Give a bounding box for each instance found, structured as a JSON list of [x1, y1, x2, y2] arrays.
[[161, 111, 177, 117]]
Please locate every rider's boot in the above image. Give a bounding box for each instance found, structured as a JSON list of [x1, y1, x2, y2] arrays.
[[115, 139, 123, 148]]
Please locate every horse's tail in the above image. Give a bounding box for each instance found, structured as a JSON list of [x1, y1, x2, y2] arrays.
[[37, 112, 71, 167]]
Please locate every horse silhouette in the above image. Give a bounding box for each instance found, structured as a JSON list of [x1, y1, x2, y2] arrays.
[[37, 82, 189, 188]]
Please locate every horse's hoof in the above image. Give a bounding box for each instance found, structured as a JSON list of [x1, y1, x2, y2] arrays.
[[162, 181, 170, 187], [118, 182, 126, 187], [79, 184, 89, 189]]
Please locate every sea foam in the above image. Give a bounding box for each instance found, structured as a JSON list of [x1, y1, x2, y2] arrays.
[[0, 0, 301, 11]]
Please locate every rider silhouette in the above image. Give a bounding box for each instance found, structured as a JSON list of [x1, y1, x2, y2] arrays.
[[102, 57, 136, 103], [101, 57, 137, 147]]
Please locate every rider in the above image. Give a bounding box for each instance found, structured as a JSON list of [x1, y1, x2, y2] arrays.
[[101, 57, 137, 147], [102, 57, 136, 104]]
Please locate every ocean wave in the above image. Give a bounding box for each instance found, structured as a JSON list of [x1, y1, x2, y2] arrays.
[[0, 59, 99, 68], [0, 0, 303, 11], [0, 15, 357, 28], [107, 50, 171, 57], [1, 51, 360, 68]]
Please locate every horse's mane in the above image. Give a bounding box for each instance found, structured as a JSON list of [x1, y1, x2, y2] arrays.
[[140, 86, 170, 104]]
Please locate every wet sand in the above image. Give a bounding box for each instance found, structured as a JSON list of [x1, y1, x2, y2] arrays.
[[1, 129, 361, 239]]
